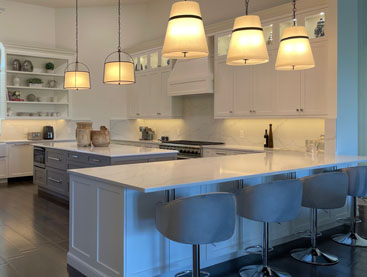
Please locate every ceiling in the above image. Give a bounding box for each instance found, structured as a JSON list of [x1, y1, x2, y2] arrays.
[[11, 0, 152, 8]]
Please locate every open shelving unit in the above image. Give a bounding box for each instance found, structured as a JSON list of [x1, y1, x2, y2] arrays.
[[0, 43, 74, 120]]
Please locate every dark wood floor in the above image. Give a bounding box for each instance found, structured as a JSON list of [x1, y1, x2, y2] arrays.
[[1, 180, 367, 277], [0, 179, 68, 277]]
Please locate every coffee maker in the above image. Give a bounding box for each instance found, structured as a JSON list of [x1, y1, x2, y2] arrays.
[[43, 126, 54, 140]]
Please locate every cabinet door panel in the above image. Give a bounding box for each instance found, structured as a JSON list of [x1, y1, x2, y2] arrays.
[[214, 59, 234, 117], [159, 70, 172, 117], [8, 144, 33, 177], [149, 71, 161, 117], [302, 42, 327, 115], [127, 75, 141, 118], [233, 66, 252, 116], [253, 51, 276, 115], [138, 73, 151, 118], [275, 70, 301, 115]]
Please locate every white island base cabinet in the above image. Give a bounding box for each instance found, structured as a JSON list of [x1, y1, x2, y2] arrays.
[[68, 168, 350, 277]]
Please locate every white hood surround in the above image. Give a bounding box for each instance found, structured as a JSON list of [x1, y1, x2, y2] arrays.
[[167, 55, 214, 96]]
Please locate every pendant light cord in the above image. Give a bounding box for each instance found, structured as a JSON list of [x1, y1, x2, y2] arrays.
[[292, 0, 297, 26], [118, 0, 121, 52], [76, 0, 79, 63], [245, 0, 250, 15]]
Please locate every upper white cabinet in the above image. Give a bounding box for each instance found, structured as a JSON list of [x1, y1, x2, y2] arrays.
[[214, 7, 328, 118], [127, 52, 183, 119]]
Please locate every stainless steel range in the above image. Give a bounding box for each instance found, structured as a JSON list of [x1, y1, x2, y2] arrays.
[[159, 140, 224, 159]]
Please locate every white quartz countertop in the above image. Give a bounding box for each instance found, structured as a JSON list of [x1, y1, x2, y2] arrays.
[[69, 152, 367, 193], [34, 142, 178, 158], [1, 139, 75, 144]]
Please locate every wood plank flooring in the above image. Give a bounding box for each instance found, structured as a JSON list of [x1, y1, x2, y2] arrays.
[[1, 179, 367, 277], [0, 178, 69, 277]]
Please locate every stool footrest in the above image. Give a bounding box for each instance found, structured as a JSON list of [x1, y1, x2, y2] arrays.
[[336, 217, 362, 225], [245, 245, 274, 255], [175, 270, 210, 277], [295, 230, 322, 238]]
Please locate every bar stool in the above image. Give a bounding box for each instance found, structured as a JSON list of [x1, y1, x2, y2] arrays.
[[290, 172, 348, 265], [331, 166, 367, 247], [155, 192, 236, 277], [237, 179, 303, 277]]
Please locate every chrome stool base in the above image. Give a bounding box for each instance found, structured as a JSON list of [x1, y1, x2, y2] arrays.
[[331, 232, 367, 247], [175, 270, 210, 277], [239, 265, 291, 277], [290, 247, 338, 265]]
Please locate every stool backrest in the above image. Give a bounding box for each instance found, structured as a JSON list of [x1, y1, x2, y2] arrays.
[[342, 166, 367, 197], [155, 192, 236, 245], [236, 179, 303, 223], [301, 172, 348, 209]]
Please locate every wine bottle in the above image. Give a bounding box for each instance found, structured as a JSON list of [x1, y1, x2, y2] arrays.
[[268, 124, 274, 148], [264, 129, 269, 147]]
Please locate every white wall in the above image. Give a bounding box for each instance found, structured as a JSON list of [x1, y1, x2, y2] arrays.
[[55, 4, 147, 127], [0, 0, 55, 47]]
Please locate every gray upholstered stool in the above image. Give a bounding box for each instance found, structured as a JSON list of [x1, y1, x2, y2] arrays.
[[331, 166, 367, 247], [290, 172, 348, 265], [156, 192, 236, 277], [237, 179, 303, 277]]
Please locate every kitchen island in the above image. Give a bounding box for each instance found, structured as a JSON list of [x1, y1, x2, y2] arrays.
[[68, 152, 367, 277], [33, 142, 178, 200]]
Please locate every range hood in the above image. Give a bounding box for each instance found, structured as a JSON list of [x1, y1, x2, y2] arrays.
[[167, 56, 214, 96]]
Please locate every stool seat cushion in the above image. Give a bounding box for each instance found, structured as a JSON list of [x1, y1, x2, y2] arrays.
[[155, 192, 236, 245], [236, 179, 303, 223], [301, 172, 348, 209], [342, 166, 367, 197]]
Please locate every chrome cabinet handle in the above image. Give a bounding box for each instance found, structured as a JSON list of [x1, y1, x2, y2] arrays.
[[48, 157, 61, 161], [91, 159, 100, 162], [48, 177, 61, 183], [71, 155, 79, 159]]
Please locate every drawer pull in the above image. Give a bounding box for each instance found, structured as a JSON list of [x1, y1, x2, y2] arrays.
[[91, 159, 101, 162], [71, 155, 79, 159], [216, 152, 227, 156], [48, 177, 61, 183], [48, 157, 61, 161]]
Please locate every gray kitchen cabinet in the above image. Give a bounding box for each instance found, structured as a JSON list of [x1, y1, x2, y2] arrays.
[[8, 143, 33, 178], [46, 149, 67, 170], [33, 166, 46, 188], [46, 167, 69, 197]]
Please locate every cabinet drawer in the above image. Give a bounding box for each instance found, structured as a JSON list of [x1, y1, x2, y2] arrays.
[[68, 152, 88, 163], [46, 168, 68, 196], [33, 167, 46, 187], [68, 161, 91, 170], [87, 155, 110, 166], [46, 149, 67, 170]]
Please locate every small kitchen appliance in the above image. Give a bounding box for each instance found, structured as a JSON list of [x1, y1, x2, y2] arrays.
[[43, 126, 54, 140], [139, 126, 155, 141], [27, 132, 42, 141], [159, 140, 224, 159]]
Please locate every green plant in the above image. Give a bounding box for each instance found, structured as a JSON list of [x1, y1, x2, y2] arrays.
[[27, 78, 43, 84], [45, 62, 55, 70]]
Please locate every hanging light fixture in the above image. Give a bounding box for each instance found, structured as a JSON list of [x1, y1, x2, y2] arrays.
[[227, 0, 269, 66], [64, 0, 91, 90], [103, 0, 135, 85], [162, 0, 208, 59], [275, 0, 315, 71]]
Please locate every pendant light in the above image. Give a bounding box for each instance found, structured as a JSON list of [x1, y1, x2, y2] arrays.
[[103, 0, 135, 85], [64, 0, 91, 90], [275, 0, 315, 71], [227, 0, 269, 66], [162, 0, 208, 59]]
